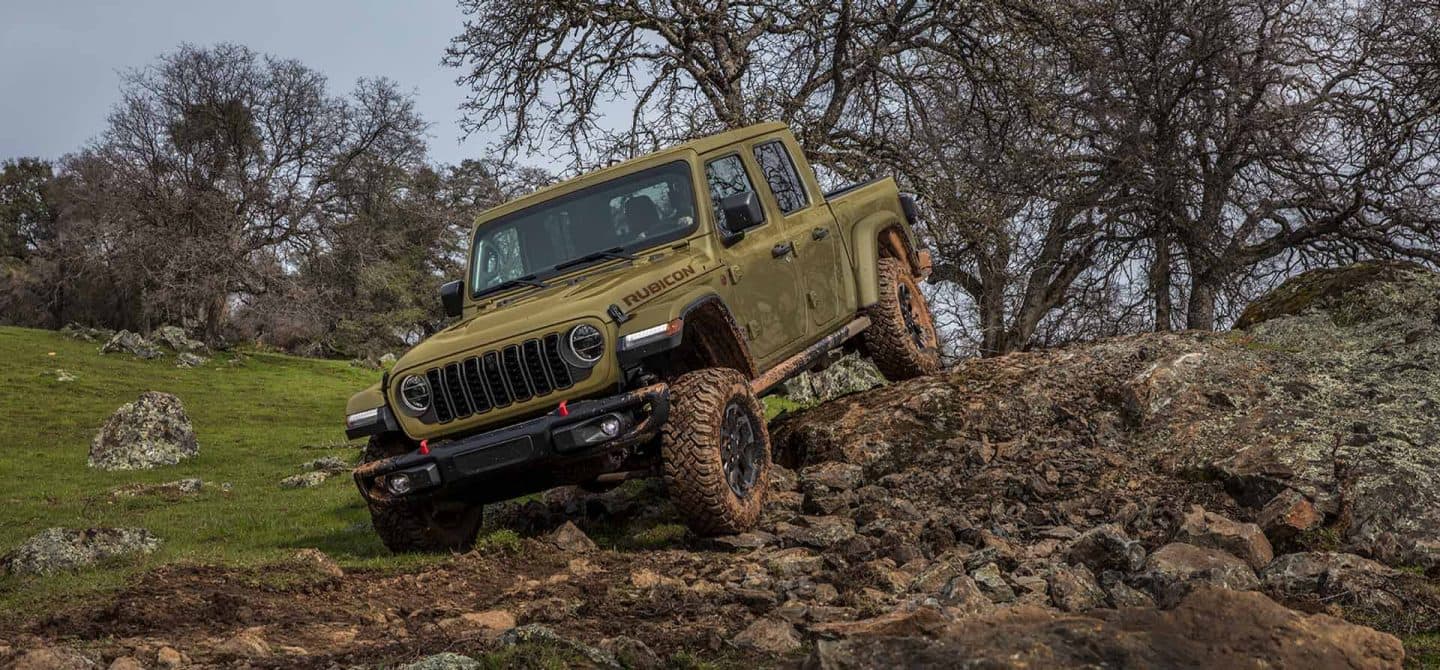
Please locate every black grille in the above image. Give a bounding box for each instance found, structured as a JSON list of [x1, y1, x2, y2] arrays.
[[419, 332, 589, 423]]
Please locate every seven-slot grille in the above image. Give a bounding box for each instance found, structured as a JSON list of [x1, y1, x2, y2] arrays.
[[423, 333, 576, 423]]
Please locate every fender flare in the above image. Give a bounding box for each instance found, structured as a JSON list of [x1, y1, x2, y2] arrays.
[[675, 294, 758, 379], [850, 211, 921, 307]]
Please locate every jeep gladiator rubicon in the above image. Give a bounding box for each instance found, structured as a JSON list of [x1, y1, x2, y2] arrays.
[[345, 122, 940, 552]]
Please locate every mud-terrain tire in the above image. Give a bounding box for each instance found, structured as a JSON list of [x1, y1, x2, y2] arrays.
[[361, 436, 484, 553], [661, 368, 770, 535], [861, 258, 942, 380]]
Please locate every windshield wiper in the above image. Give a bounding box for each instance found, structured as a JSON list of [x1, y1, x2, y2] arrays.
[[480, 274, 548, 297], [554, 246, 636, 272]]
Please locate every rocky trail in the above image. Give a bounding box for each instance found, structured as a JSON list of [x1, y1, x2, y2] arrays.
[[5, 261, 1440, 669]]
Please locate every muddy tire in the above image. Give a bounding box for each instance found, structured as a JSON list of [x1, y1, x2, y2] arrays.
[[661, 368, 770, 535], [860, 258, 942, 380], [361, 436, 484, 553]]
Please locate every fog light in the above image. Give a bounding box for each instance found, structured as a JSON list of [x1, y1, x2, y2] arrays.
[[598, 415, 622, 438], [386, 473, 413, 496]]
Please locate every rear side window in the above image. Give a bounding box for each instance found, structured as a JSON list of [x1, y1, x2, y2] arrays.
[[752, 140, 809, 213], [705, 154, 762, 233]]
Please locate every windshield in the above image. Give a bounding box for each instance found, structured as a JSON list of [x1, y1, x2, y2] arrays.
[[470, 161, 697, 296]]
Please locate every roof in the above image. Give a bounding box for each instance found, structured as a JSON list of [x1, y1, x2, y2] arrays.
[[475, 122, 791, 224]]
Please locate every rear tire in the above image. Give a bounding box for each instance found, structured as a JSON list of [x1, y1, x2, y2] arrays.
[[661, 368, 770, 535], [361, 436, 484, 553], [860, 258, 942, 380]]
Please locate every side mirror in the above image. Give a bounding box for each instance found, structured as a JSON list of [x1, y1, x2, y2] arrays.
[[719, 192, 765, 245], [440, 280, 464, 318]]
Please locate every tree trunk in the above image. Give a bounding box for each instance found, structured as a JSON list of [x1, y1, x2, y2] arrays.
[[1186, 276, 1217, 331], [1150, 238, 1172, 332]]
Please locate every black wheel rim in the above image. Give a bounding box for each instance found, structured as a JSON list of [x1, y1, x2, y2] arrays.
[[898, 283, 932, 351], [720, 399, 763, 497]]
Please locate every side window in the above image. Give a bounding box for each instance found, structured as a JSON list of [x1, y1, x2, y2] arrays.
[[704, 154, 762, 233], [752, 140, 809, 214], [472, 226, 525, 290]]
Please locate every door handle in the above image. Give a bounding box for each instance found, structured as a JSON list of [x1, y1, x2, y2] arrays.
[[812, 227, 830, 241], [772, 241, 795, 258]]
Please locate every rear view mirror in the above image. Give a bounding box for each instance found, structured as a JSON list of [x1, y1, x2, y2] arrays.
[[440, 280, 464, 318], [719, 192, 765, 245]]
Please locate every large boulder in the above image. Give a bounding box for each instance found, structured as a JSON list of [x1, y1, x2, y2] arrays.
[[781, 352, 886, 406], [808, 588, 1404, 669], [89, 392, 198, 471], [1139, 542, 1260, 607], [99, 330, 161, 359], [1, 528, 160, 575], [151, 325, 205, 353]]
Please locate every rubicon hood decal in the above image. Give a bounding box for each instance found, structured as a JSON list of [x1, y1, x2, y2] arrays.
[[623, 265, 697, 307]]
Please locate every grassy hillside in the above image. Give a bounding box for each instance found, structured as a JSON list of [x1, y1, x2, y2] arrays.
[[0, 326, 441, 614]]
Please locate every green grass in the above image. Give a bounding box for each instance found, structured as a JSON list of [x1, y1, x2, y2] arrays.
[[1406, 633, 1440, 669], [0, 326, 441, 615], [762, 394, 808, 420]]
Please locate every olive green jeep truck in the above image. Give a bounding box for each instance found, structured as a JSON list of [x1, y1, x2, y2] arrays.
[[345, 122, 940, 552]]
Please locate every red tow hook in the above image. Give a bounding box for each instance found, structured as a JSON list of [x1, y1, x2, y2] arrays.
[[557, 400, 570, 417], [418, 439, 430, 455]]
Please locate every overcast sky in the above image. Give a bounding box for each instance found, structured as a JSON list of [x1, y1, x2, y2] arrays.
[[0, 0, 495, 166]]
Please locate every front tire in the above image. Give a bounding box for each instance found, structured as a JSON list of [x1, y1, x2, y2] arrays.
[[860, 258, 942, 380], [361, 436, 484, 553], [661, 368, 770, 535]]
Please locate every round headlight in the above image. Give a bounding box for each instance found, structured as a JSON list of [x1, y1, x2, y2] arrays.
[[568, 324, 605, 365], [399, 375, 431, 413]]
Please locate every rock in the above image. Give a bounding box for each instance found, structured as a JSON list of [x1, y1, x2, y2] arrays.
[[379, 353, 398, 366], [216, 630, 271, 658], [151, 325, 205, 353], [937, 575, 995, 615], [1261, 551, 1395, 597], [1256, 489, 1323, 544], [732, 617, 802, 654], [811, 606, 951, 638], [89, 392, 199, 472], [51, 369, 76, 382], [279, 471, 330, 488], [710, 530, 779, 550], [108, 478, 204, 499], [970, 562, 1016, 603], [301, 456, 350, 473], [100, 330, 160, 359], [600, 636, 662, 670], [799, 462, 865, 491], [1235, 260, 1426, 329], [61, 323, 114, 343], [400, 652, 481, 670], [1140, 543, 1260, 607], [174, 352, 207, 368], [780, 515, 856, 548], [1066, 524, 1145, 573], [107, 657, 143, 670], [1046, 563, 1106, 612], [154, 646, 184, 667], [1103, 578, 1155, 608], [2, 528, 160, 575], [781, 352, 885, 405], [548, 521, 597, 553], [1175, 505, 1274, 570], [435, 610, 516, 639], [9, 647, 96, 669], [289, 548, 344, 578], [497, 625, 620, 668], [765, 547, 825, 577], [807, 588, 1404, 668]]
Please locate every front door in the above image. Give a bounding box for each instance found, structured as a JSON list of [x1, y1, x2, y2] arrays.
[[704, 152, 806, 367], [750, 138, 846, 331]]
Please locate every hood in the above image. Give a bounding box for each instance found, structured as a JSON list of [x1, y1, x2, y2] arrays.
[[392, 249, 711, 375]]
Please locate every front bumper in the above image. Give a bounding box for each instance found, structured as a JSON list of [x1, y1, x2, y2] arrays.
[[353, 383, 669, 506]]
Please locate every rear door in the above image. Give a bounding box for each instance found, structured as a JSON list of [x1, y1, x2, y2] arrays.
[[703, 152, 806, 367], [750, 136, 847, 331]]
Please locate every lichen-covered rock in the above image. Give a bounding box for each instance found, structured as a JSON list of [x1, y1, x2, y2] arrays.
[[1066, 525, 1146, 573], [301, 456, 350, 473], [151, 325, 205, 353], [781, 352, 886, 405], [401, 653, 480, 670], [99, 330, 161, 359], [732, 617, 802, 654], [107, 478, 203, 499], [1140, 543, 1260, 607], [174, 352, 207, 368], [60, 323, 115, 343], [280, 471, 330, 488], [89, 392, 198, 471], [1, 528, 160, 575]]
